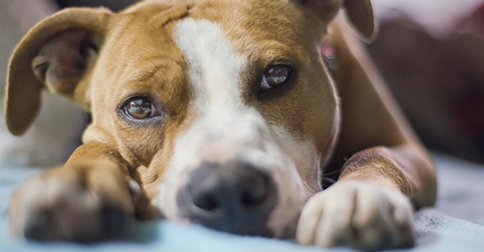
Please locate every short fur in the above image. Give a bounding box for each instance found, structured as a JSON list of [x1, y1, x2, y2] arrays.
[[5, 0, 436, 250]]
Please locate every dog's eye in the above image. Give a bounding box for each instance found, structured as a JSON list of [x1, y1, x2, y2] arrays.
[[124, 97, 160, 119], [260, 65, 293, 91]]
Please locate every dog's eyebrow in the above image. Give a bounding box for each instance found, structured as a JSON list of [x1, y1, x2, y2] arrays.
[[120, 66, 159, 85], [118, 57, 176, 85]]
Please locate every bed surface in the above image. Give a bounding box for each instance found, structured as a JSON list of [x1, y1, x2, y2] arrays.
[[1, 154, 483, 252]]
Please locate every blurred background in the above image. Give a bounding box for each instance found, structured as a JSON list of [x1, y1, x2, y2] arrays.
[[0, 0, 483, 167]]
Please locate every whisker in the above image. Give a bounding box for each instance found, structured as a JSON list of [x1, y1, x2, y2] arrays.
[[322, 168, 342, 177], [322, 177, 336, 185]]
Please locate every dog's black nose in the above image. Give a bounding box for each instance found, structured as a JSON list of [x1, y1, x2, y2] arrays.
[[177, 161, 278, 236]]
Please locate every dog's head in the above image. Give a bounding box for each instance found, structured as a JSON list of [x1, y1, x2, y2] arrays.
[[5, 0, 375, 238]]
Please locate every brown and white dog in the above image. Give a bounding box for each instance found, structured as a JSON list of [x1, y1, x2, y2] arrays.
[[5, 0, 437, 250]]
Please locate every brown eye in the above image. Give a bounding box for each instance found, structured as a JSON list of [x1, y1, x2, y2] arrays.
[[124, 97, 159, 119], [260, 65, 293, 91]]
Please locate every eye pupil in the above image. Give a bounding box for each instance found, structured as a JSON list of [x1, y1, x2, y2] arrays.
[[261, 65, 292, 91], [126, 98, 153, 119]]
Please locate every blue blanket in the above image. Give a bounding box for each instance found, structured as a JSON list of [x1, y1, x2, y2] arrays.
[[1, 154, 483, 252]]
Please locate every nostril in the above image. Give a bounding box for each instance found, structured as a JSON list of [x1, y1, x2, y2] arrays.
[[194, 193, 219, 211], [241, 189, 266, 207], [240, 175, 269, 208]]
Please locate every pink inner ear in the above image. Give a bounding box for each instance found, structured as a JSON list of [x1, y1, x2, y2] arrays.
[[33, 28, 92, 96]]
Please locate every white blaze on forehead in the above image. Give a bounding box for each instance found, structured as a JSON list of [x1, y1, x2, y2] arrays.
[[156, 18, 310, 237], [175, 18, 246, 117], [158, 17, 257, 220]]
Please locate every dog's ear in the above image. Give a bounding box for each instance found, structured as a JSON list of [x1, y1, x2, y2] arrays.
[[343, 0, 375, 40], [296, 0, 376, 40], [5, 8, 112, 136]]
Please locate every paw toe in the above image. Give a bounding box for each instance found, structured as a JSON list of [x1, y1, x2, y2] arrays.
[[23, 209, 52, 241]]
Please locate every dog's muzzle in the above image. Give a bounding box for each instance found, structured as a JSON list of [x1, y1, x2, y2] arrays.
[[176, 160, 278, 236]]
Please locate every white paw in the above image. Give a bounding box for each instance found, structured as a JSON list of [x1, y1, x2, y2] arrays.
[[296, 181, 414, 251]]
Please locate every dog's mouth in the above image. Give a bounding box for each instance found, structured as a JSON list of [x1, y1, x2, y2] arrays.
[[176, 161, 279, 237]]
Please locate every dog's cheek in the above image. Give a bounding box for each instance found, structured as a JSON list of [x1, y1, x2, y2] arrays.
[[109, 120, 163, 166], [152, 168, 191, 221]]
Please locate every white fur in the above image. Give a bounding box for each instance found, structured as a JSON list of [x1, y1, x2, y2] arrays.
[[297, 181, 414, 249], [154, 18, 313, 237]]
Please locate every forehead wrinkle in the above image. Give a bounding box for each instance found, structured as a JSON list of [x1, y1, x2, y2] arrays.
[[146, 5, 189, 29], [118, 66, 158, 86], [117, 56, 182, 86]]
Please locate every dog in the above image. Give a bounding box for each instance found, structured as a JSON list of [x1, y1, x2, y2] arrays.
[[5, 0, 437, 250]]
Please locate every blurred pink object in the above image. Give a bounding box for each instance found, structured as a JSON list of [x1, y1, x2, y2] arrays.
[[371, 0, 484, 38], [456, 4, 484, 35], [368, 0, 484, 162]]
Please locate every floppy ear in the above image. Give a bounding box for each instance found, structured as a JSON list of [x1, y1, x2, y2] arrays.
[[296, 0, 376, 40], [343, 0, 375, 40], [5, 7, 112, 136]]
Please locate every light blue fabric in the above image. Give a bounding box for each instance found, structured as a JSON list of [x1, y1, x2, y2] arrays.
[[0, 154, 483, 252]]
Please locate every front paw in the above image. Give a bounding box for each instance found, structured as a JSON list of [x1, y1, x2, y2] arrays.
[[9, 161, 138, 242], [296, 181, 414, 251]]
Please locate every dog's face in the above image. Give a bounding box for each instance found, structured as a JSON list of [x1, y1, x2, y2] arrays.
[[6, 0, 374, 239], [97, 0, 340, 238]]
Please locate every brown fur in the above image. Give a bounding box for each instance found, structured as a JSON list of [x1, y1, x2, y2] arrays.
[[324, 19, 436, 207], [5, 0, 435, 247]]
